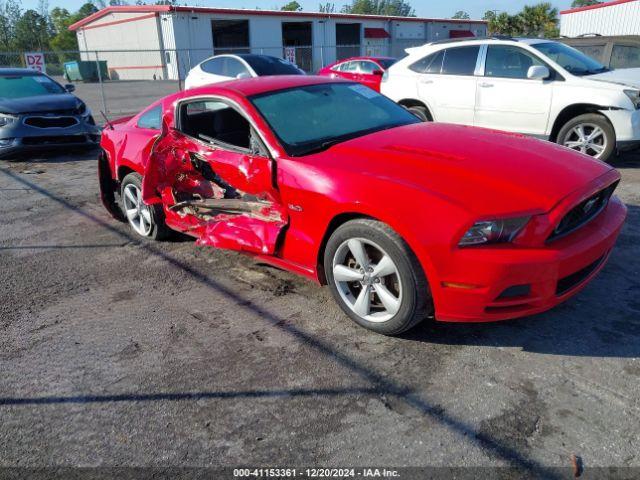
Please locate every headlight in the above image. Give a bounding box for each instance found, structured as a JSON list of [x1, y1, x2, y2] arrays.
[[624, 89, 640, 109], [0, 114, 17, 128], [76, 102, 88, 115], [459, 216, 530, 247]]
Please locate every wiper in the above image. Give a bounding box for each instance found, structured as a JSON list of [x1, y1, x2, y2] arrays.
[[295, 139, 344, 156]]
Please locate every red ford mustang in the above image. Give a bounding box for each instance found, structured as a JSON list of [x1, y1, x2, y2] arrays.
[[99, 76, 626, 335]]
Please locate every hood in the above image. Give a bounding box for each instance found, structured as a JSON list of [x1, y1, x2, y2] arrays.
[[318, 123, 613, 216], [0, 93, 83, 115], [588, 68, 640, 89]]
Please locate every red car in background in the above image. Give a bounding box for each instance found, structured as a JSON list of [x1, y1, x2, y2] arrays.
[[318, 56, 397, 92], [99, 75, 625, 335]]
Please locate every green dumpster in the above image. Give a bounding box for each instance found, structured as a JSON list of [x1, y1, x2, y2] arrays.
[[63, 60, 108, 82]]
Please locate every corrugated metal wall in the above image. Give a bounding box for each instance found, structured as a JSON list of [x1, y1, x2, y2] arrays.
[[560, 0, 640, 37]]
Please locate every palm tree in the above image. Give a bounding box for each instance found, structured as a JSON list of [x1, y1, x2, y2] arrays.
[[519, 3, 558, 37]]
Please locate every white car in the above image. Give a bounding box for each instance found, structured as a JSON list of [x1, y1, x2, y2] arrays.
[[184, 54, 305, 90], [381, 37, 640, 162]]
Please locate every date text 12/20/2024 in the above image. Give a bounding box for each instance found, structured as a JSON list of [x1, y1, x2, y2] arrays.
[[234, 469, 400, 478]]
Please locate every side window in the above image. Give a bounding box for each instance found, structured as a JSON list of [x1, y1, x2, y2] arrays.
[[409, 50, 444, 74], [358, 61, 378, 74], [333, 62, 347, 72], [485, 45, 545, 79], [225, 58, 249, 78], [343, 61, 359, 73], [137, 105, 162, 130], [200, 57, 225, 75], [574, 44, 607, 64], [441, 46, 480, 76], [179, 100, 252, 150], [611, 44, 640, 69]]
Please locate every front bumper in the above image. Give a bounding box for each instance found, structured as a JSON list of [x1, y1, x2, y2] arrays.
[[432, 190, 627, 323], [0, 115, 100, 159], [603, 108, 640, 147]]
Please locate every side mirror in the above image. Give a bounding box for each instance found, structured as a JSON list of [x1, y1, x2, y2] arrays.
[[527, 65, 550, 80], [372, 69, 384, 76], [65, 84, 76, 92], [236, 72, 251, 80]]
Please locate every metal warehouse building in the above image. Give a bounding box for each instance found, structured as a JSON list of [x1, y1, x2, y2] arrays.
[[560, 0, 640, 37], [69, 5, 487, 80]]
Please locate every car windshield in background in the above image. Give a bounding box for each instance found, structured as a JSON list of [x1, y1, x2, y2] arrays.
[[242, 55, 304, 76], [376, 58, 397, 69], [533, 42, 609, 76], [0, 74, 65, 99], [251, 82, 420, 157]]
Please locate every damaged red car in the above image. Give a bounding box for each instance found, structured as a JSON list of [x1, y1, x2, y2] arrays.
[[99, 76, 626, 335]]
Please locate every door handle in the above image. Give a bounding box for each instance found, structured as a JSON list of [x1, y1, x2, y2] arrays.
[[420, 78, 434, 84], [479, 82, 494, 88]]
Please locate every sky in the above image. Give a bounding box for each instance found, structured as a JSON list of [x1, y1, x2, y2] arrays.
[[19, 0, 577, 18]]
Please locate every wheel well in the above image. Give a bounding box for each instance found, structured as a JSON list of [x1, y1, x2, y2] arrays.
[[117, 165, 136, 183], [550, 104, 613, 143], [398, 99, 433, 121], [316, 213, 375, 285]]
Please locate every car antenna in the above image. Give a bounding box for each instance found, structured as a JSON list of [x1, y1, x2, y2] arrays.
[[100, 110, 114, 130]]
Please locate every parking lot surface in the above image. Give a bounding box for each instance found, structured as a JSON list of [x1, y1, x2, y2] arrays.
[[1, 148, 639, 474]]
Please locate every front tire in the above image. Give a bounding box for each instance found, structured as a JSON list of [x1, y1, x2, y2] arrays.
[[557, 113, 615, 162], [324, 219, 433, 335], [120, 172, 170, 240]]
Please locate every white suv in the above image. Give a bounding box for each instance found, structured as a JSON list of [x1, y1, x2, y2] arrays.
[[381, 37, 640, 162]]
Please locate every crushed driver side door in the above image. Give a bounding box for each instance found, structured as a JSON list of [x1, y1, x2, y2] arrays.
[[141, 98, 287, 256]]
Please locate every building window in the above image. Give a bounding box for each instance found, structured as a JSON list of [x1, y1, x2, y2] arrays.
[[212, 19, 250, 54]]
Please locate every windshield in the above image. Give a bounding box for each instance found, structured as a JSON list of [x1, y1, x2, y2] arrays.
[[250, 82, 420, 157], [532, 42, 609, 76], [0, 73, 66, 98], [243, 56, 304, 76]]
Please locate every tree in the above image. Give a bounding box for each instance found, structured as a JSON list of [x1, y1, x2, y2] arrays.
[[341, 0, 415, 17], [0, 0, 21, 51], [281, 1, 302, 11], [319, 2, 335, 12], [518, 2, 558, 37], [13, 9, 50, 50], [49, 3, 98, 53], [571, 0, 601, 7], [452, 10, 470, 20]]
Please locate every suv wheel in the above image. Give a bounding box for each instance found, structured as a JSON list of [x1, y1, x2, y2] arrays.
[[324, 219, 433, 335], [406, 106, 431, 122], [557, 113, 615, 162]]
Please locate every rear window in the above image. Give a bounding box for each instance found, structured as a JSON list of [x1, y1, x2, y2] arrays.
[[409, 50, 444, 74], [243, 56, 303, 76], [376, 58, 397, 69], [441, 46, 480, 76], [0, 74, 65, 99]]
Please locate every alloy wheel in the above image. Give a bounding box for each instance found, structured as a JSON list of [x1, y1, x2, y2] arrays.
[[122, 183, 153, 236], [562, 123, 608, 159], [332, 238, 403, 323]]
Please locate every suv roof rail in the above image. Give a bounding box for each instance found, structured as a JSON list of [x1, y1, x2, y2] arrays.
[[427, 35, 516, 46]]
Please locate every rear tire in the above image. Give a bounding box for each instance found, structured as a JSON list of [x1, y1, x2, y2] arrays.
[[324, 219, 433, 336], [557, 113, 615, 163], [406, 105, 431, 122], [120, 172, 171, 240]]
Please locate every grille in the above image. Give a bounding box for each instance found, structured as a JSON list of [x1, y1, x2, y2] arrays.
[[556, 254, 606, 296], [22, 135, 88, 146], [547, 182, 618, 242], [24, 116, 79, 129]]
